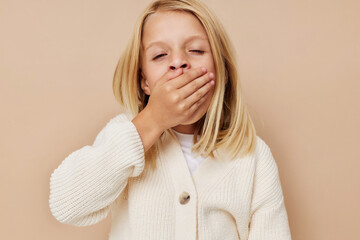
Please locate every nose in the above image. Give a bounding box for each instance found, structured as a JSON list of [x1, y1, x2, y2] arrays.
[[169, 51, 190, 71]]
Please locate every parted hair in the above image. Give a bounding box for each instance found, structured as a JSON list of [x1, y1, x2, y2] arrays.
[[113, 0, 257, 170]]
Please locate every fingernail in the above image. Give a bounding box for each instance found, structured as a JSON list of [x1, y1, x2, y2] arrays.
[[209, 72, 214, 79], [201, 67, 207, 73]]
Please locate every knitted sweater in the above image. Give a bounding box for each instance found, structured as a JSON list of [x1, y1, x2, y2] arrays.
[[49, 112, 292, 240]]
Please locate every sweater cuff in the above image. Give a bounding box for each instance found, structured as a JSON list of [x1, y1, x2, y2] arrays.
[[102, 113, 145, 177]]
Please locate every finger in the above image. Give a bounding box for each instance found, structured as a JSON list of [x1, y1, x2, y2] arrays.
[[185, 79, 214, 109], [180, 72, 214, 99], [188, 89, 211, 115], [157, 68, 183, 86], [171, 66, 207, 89], [168, 68, 184, 80]]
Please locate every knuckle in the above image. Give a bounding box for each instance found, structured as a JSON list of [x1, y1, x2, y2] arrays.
[[195, 91, 202, 99], [172, 94, 180, 102], [164, 85, 172, 92], [192, 102, 200, 110], [188, 68, 201, 79], [191, 81, 199, 90], [197, 68, 204, 78], [205, 74, 211, 82], [178, 103, 186, 111]]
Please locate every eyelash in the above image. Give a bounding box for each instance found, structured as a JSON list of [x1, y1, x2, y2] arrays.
[[152, 50, 205, 60]]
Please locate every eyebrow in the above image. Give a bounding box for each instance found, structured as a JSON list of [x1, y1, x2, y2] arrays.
[[144, 35, 208, 52]]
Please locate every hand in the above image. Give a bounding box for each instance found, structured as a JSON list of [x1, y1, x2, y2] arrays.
[[144, 66, 215, 132]]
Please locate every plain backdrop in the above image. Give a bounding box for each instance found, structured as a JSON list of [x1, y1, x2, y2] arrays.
[[1, 0, 359, 239]]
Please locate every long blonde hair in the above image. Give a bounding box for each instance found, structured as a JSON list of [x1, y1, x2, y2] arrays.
[[113, 0, 257, 170]]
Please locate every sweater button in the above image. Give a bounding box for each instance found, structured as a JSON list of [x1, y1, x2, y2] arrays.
[[179, 192, 190, 204]]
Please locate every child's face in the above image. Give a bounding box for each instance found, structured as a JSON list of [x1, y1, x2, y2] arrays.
[[140, 10, 216, 99]]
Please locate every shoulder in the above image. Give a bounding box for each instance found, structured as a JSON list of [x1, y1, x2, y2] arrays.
[[255, 136, 272, 157], [108, 111, 135, 124], [253, 136, 279, 172], [92, 111, 138, 146]]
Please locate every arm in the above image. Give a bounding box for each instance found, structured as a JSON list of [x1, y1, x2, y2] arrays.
[[49, 113, 145, 226], [131, 107, 165, 152], [248, 138, 292, 239]]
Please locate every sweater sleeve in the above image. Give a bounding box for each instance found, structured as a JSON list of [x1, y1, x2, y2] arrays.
[[49, 113, 145, 226], [248, 137, 292, 239]]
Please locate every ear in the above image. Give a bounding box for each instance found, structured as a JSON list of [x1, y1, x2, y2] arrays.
[[140, 70, 151, 95]]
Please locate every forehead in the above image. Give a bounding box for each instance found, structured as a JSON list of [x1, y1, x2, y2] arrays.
[[142, 10, 208, 44]]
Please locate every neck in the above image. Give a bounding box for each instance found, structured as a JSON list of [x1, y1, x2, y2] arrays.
[[172, 124, 196, 134]]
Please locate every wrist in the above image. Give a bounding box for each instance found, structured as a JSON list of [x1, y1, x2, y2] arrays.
[[131, 107, 165, 152], [142, 107, 166, 134]]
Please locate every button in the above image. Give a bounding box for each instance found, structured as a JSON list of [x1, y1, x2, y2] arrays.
[[179, 192, 190, 204]]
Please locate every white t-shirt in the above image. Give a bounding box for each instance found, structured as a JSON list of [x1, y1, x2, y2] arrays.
[[172, 129, 207, 175]]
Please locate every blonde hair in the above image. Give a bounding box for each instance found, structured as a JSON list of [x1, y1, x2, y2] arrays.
[[113, 0, 257, 170]]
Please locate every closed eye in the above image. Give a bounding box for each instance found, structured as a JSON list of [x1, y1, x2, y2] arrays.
[[152, 50, 204, 60], [190, 50, 204, 54], [153, 53, 167, 60]]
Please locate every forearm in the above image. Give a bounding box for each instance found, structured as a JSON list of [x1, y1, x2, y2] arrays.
[[49, 114, 145, 226], [131, 107, 165, 152]]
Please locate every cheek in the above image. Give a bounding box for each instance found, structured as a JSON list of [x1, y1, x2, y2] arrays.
[[208, 57, 216, 73], [144, 66, 167, 90], [197, 55, 216, 74]]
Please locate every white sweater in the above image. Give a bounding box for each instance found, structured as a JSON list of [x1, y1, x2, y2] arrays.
[[49, 112, 292, 240]]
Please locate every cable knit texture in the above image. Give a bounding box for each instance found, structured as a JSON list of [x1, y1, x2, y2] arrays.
[[49, 112, 292, 240]]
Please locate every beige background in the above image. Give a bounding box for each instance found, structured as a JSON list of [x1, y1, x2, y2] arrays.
[[1, 0, 359, 239]]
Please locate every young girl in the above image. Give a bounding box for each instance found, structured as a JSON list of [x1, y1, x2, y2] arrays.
[[49, 0, 292, 239]]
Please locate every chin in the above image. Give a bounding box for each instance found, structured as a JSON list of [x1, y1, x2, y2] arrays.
[[183, 111, 207, 125]]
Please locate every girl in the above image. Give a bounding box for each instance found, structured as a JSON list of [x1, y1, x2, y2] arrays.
[[49, 0, 292, 239]]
